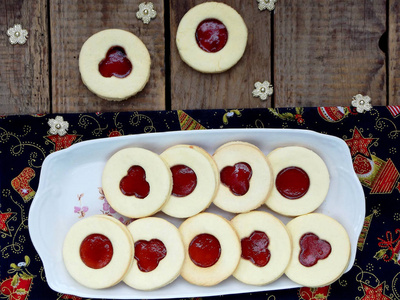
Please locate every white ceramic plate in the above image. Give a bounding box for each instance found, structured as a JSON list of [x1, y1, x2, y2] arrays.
[[28, 128, 365, 299]]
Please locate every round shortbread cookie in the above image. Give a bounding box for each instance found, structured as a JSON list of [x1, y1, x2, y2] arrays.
[[285, 213, 351, 287], [102, 147, 172, 218], [160, 144, 219, 218], [123, 217, 185, 290], [79, 29, 151, 101], [231, 211, 292, 285], [212, 141, 273, 213], [176, 2, 248, 73], [179, 212, 241, 286], [63, 215, 134, 289], [265, 146, 330, 216]]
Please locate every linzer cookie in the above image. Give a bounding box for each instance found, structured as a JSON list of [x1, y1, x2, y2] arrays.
[[231, 211, 292, 286], [265, 146, 330, 216], [176, 2, 248, 73], [285, 213, 351, 287], [179, 212, 241, 286], [123, 217, 185, 290], [102, 147, 172, 218], [62, 215, 134, 289], [160, 144, 219, 218], [212, 141, 273, 213], [79, 29, 150, 101]]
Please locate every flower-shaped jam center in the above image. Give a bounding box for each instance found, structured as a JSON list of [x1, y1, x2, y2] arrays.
[[134, 239, 167, 272], [119, 165, 150, 198], [99, 46, 132, 78], [195, 18, 228, 53]]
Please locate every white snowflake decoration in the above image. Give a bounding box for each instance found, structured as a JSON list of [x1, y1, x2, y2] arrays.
[[257, 0, 277, 11], [6, 24, 28, 45], [48, 116, 69, 136], [351, 94, 372, 113], [252, 81, 274, 100], [136, 2, 157, 24]]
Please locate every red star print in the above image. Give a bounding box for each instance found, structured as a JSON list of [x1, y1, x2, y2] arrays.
[[0, 212, 14, 233], [361, 282, 391, 300], [345, 127, 377, 157]]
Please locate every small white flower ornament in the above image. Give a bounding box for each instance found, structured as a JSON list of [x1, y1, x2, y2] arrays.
[[48, 116, 69, 136], [252, 81, 274, 100], [351, 94, 372, 113], [6, 24, 28, 45], [136, 2, 157, 24], [257, 0, 277, 11]]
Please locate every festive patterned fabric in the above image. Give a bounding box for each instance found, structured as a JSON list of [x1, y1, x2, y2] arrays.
[[1, 106, 400, 299]]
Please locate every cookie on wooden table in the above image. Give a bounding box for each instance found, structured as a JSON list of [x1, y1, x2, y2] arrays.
[[79, 29, 151, 101], [62, 215, 134, 289], [176, 2, 248, 73]]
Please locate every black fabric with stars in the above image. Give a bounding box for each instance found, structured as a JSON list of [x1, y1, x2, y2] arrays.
[[1, 106, 400, 300]]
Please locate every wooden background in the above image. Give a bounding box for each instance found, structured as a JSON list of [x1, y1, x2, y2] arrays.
[[0, 0, 396, 115]]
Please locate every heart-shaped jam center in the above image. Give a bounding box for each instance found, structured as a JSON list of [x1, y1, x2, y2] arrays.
[[241, 231, 271, 267], [299, 232, 331, 267], [220, 162, 252, 196], [275, 166, 310, 199], [99, 46, 132, 78], [119, 165, 150, 198], [171, 164, 197, 197], [134, 239, 167, 272], [189, 233, 221, 268], [195, 18, 228, 53], [79, 233, 113, 269]]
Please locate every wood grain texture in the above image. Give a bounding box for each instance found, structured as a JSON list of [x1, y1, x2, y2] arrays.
[[274, 0, 386, 107], [170, 0, 272, 110], [50, 0, 165, 113], [389, 0, 400, 105], [0, 0, 49, 115]]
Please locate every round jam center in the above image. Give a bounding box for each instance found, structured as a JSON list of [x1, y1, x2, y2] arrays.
[[275, 166, 310, 199], [171, 164, 197, 197], [134, 239, 167, 272], [220, 162, 252, 196], [99, 46, 132, 78], [79, 234, 113, 269], [189, 233, 221, 268], [241, 231, 271, 267], [299, 232, 331, 267], [195, 18, 228, 53], [119, 165, 150, 199]]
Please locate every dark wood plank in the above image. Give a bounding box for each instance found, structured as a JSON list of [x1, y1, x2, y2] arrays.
[[0, 0, 49, 115], [170, 0, 272, 110], [389, 0, 400, 105], [274, 0, 386, 107], [50, 0, 165, 113]]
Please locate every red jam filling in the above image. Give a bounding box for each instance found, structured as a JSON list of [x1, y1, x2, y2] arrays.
[[171, 164, 197, 197], [119, 165, 150, 198], [79, 234, 113, 269], [99, 46, 132, 78], [241, 231, 271, 267], [195, 18, 228, 53], [299, 232, 331, 267], [275, 166, 310, 199], [134, 239, 167, 272], [189, 233, 221, 268], [220, 162, 252, 196]]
